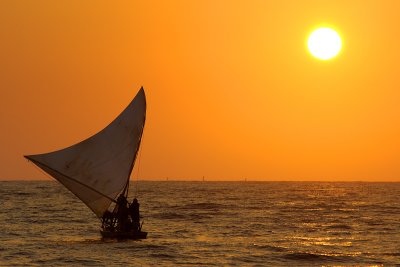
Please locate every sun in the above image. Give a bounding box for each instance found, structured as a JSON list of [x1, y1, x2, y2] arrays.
[[307, 27, 342, 60]]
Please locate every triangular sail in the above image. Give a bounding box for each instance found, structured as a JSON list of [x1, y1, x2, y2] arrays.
[[25, 88, 146, 218]]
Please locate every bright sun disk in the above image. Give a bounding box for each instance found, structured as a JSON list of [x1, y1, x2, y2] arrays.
[[307, 27, 342, 60]]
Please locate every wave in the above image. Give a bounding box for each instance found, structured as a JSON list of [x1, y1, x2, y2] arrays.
[[283, 252, 352, 262], [253, 244, 288, 252], [34, 257, 101, 266], [152, 211, 187, 220], [178, 202, 232, 210], [14, 192, 33, 196], [326, 224, 353, 230], [383, 252, 400, 256]]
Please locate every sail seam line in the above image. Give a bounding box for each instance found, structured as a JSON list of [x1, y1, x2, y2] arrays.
[[25, 156, 117, 204]]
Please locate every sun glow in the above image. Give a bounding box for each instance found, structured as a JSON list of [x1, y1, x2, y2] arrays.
[[307, 27, 342, 60]]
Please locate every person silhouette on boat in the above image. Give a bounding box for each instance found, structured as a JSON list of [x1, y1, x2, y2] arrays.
[[129, 198, 140, 232], [116, 194, 129, 231], [101, 210, 115, 231]]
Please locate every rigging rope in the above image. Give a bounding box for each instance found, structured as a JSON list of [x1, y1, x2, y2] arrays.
[[134, 127, 145, 199]]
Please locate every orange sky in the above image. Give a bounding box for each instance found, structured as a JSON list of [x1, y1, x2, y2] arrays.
[[1, 1, 400, 181]]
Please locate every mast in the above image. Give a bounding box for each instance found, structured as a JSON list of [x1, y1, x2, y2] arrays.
[[121, 91, 146, 198]]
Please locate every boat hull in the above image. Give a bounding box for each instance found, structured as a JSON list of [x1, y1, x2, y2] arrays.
[[101, 230, 147, 240]]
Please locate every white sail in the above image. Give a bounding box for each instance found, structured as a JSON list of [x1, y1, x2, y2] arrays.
[[25, 88, 146, 218]]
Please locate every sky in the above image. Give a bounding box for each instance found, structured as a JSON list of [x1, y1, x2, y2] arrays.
[[1, 0, 400, 181]]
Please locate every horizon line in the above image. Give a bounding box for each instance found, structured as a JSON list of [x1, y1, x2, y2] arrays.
[[1, 178, 400, 183]]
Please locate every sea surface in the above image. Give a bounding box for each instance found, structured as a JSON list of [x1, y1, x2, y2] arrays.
[[1, 181, 400, 266]]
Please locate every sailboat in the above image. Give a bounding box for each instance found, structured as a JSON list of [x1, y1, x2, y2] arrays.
[[25, 87, 148, 239]]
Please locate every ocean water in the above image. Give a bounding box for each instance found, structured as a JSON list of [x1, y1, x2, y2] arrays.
[[1, 181, 400, 266]]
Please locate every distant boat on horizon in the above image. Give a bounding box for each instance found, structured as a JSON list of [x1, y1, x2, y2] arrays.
[[25, 87, 148, 240]]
